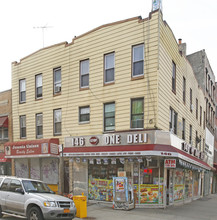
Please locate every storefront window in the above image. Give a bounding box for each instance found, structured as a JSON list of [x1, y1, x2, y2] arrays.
[[193, 171, 200, 197], [174, 169, 184, 201], [88, 159, 124, 202], [185, 170, 193, 199]]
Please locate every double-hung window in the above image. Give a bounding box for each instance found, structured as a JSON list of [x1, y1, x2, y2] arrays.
[[79, 106, 90, 123], [182, 118, 185, 140], [189, 125, 192, 145], [104, 103, 115, 131], [80, 60, 89, 88], [131, 98, 144, 129], [36, 74, 42, 99], [0, 128, 8, 140], [169, 107, 178, 134], [190, 88, 193, 112], [54, 68, 61, 94], [172, 61, 176, 93], [104, 53, 115, 83], [36, 113, 43, 138], [20, 115, 26, 138], [132, 44, 144, 77], [183, 77, 186, 103], [19, 79, 26, 103], [54, 109, 61, 135]]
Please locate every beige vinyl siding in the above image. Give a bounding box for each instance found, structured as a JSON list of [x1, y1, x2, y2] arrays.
[[12, 13, 160, 143], [158, 14, 205, 148]]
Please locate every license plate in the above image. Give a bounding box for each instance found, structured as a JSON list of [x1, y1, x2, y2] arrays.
[[64, 209, 70, 213]]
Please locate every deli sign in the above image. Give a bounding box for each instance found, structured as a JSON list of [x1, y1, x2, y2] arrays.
[[164, 159, 176, 168]]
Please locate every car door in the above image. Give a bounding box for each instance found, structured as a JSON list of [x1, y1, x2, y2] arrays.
[[0, 178, 11, 212], [5, 179, 25, 215]]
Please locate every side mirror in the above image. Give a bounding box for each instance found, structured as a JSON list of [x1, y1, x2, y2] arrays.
[[15, 187, 24, 194]]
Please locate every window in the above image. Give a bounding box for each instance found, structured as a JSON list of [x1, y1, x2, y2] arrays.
[[80, 60, 89, 88], [132, 44, 144, 77], [183, 77, 186, 103], [189, 125, 192, 145], [203, 111, 206, 129], [182, 118, 185, 140], [104, 103, 115, 131], [9, 179, 22, 192], [172, 61, 176, 93], [195, 131, 198, 148], [19, 79, 26, 103], [196, 99, 198, 119], [0, 128, 8, 140], [200, 106, 202, 126], [169, 108, 178, 134], [79, 106, 90, 123], [35, 74, 42, 99], [36, 113, 43, 138], [54, 109, 61, 135], [20, 115, 26, 138], [190, 88, 192, 112], [0, 178, 10, 191], [131, 98, 144, 129], [104, 53, 115, 84], [54, 68, 61, 94]]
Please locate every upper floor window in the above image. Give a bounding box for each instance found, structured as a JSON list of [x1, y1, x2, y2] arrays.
[[54, 109, 61, 135], [200, 106, 202, 126], [80, 60, 89, 88], [196, 99, 198, 120], [104, 103, 115, 131], [0, 128, 8, 140], [183, 77, 186, 103], [36, 113, 43, 139], [182, 118, 185, 140], [131, 98, 144, 129], [190, 88, 193, 112], [104, 53, 115, 84], [172, 61, 176, 93], [169, 107, 177, 135], [20, 115, 26, 139], [132, 44, 144, 77], [189, 124, 192, 145], [54, 68, 61, 94], [35, 74, 42, 99], [79, 106, 90, 123], [19, 79, 26, 103]]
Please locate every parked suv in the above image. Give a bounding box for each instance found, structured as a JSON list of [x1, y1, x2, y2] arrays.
[[0, 176, 76, 220]]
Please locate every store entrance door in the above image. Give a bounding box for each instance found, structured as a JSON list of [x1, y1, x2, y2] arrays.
[[166, 170, 174, 205]]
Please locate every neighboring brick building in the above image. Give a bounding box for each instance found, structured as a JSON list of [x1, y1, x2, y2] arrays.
[[8, 10, 214, 207], [0, 89, 12, 175]]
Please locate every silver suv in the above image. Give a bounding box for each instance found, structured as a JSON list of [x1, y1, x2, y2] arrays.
[[0, 176, 76, 220]]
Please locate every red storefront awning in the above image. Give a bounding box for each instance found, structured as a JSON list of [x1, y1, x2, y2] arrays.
[[4, 138, 59, 158], [0, 116, 8, 128], [0, 152, 11, 162], [63, 144, 213, 170]]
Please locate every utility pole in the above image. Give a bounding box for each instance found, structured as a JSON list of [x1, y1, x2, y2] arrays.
[[33, 25, 53, 48]]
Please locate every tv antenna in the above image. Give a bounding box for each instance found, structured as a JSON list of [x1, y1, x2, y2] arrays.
[[33, 25, 53, 48]]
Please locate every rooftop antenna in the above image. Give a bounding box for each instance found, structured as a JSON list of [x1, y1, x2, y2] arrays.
[[152, 0, 162, 11], [33, 24, 53, 48]]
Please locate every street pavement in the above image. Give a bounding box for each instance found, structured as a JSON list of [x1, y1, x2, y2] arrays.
[[1, 194, 217, 220]]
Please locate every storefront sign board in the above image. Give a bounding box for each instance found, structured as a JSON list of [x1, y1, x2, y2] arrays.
[[164, 159, 176, 168]]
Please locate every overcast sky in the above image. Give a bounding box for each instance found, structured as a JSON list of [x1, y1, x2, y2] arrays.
[[0, 0, 217, 92]]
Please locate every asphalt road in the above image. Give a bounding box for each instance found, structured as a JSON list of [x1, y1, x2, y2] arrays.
[[1, 194, 217, 220]]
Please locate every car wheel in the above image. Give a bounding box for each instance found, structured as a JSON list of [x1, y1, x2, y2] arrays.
[[27, 206, 44, 220], [0, 206, 3, 218]]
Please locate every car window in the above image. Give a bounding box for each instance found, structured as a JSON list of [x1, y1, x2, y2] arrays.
[[9, 179, 22, 192], [0, 178, 11, 191], [22, 180, 52, 193], [0, 177, 3, 184]]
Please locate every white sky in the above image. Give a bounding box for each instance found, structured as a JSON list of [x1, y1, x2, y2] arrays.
[[0, 0, 217, 92]]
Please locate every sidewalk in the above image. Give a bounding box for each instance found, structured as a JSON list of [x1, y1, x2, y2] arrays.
[[76, 194, 217, 220]]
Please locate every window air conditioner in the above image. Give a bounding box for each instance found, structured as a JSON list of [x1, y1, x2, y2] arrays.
[[55, 86, 61, 93], [190, 104, 194, 111]]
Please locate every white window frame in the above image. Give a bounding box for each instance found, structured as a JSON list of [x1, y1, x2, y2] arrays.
[[79, 106, 90, 123], [20, 115, 26, 139], [54, 68, 61, 94], [19, 79, 26, 103], [169, 108, 178, 135], [36, 74, 43, 99], [132, 44, 144, 77], [104, 102, 115, 131], [36, 113, 43, 139], [80, 60, 89, 88], [104, 53, 115, 84], [54, 109, 61, 135]]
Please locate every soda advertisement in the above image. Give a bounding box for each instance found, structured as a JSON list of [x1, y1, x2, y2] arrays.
[[174, 184, 184, 201], [88, 178, 113, 201]]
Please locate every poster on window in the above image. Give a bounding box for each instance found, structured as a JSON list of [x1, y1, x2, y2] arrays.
[[42, 158, 58, 184], [30, 158, 40, 180], [15, 158, 29, 178]]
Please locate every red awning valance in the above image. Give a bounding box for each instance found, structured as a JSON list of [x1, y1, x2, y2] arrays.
[[0, 116, 8, 128], [0, 152, 10, 162]]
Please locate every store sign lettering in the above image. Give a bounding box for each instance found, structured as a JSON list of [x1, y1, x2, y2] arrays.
[[69, 133, 148, 147], [181, 142, 205, 160], [164, 159, 176, 168]]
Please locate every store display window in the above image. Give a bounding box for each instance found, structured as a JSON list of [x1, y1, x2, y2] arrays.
[[174, 169, 184, 201], [88, 159, 124, 202], [185, 170, 193, 199], [193, 171, 200, 197]]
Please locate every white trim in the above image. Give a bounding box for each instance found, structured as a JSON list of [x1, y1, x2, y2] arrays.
[[5, 154, 60, 159]]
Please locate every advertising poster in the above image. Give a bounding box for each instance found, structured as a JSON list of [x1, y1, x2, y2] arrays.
[[116, 178, 125, 192], [139, 184, 163, 204], [88, 178, 113, 202], [174, 184, 184, 201]]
